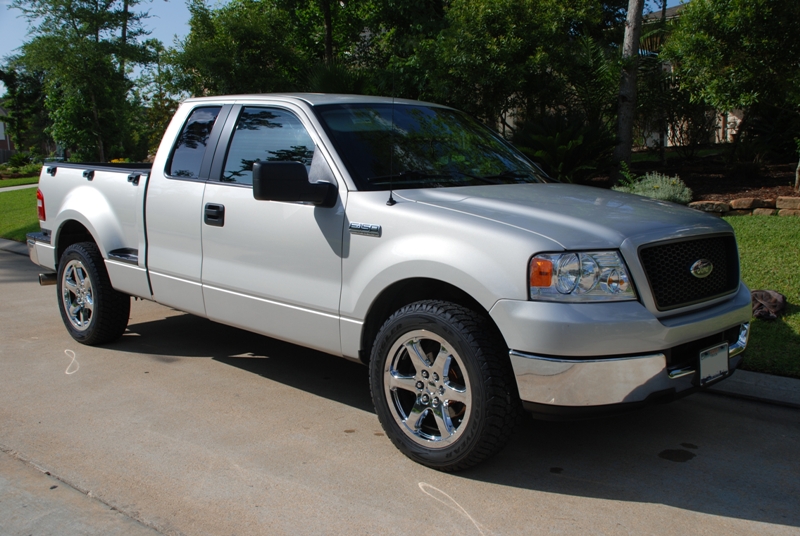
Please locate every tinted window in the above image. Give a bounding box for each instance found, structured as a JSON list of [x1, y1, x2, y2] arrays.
[[315, 104, 549, 191], [167, 106, 222, 179], [221, 107, 315, 186]]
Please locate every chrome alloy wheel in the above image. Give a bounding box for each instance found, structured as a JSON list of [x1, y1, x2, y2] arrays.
[[383, 330, 472, 447], [61, 259, 95, 332]]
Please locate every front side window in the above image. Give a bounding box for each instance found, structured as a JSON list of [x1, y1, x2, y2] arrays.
[[221, 107, 315, 186], [167, 106, 222, 179]]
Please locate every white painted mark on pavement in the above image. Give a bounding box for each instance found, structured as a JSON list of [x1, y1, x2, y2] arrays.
[[419, 482, 489, 535], [65, 349, 79, 375]]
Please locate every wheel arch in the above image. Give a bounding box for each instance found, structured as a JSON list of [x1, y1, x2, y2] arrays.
[[358, 277, 508, 365], [55, 219, 97, 268]]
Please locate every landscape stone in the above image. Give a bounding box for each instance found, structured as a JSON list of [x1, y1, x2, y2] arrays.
[[689, 201, 731, 213], [726, 210, 751, 216], [776, 197, 800, 210], [752, 208, 778, 216], [778, 209, 800, 217], [730, 198, 756, 209], [729, 198, 775, 210]]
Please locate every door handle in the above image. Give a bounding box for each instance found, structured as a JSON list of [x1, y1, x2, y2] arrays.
[[204, 203, 225, 227]]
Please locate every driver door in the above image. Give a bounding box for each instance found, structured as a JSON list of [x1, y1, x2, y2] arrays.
[[200, 104, 346, 355]]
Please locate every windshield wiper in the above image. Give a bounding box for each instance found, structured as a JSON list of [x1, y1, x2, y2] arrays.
[[479, 170, 533, 183], [367, 170, 461, 186]]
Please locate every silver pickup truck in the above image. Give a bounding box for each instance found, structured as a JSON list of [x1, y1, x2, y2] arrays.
[[28, 94, 752, 471]]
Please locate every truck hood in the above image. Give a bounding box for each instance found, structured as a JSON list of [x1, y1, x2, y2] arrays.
[[395, 183, 731, 250]]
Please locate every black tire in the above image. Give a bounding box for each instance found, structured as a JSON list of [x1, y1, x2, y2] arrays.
[[369, 300, 519, 471], [56, 242, 130, 345]]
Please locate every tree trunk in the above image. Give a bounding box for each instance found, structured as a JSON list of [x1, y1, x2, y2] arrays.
[[795, 156, 800, 190], [321, 0, 334, 66], [612, 0, 646, 185], [658, 0, 667, 166], [120, 0, 129, 75], [88, 90, 106, 162]]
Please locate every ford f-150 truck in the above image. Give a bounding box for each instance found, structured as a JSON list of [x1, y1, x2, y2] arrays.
[[28, 94, 752, 471]]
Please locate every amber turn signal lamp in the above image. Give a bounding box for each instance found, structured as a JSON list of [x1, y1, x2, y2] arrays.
[[530, 258, 553, 287]]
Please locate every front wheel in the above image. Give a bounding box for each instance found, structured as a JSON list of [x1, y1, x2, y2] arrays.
[[369, 301, 518, 471], [57, 242, 130, 345]]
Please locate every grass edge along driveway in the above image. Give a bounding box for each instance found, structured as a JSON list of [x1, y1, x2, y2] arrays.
[[0, 177, 39, 188]]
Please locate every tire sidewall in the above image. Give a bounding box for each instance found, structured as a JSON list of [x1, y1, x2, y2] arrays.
[[57, 244, 102, 344], [370, 304, 490, 469]]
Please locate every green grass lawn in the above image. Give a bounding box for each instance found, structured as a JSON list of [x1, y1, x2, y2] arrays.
[[0, 177, 39, 188], [724, 215, 800, 378], [0, 188, 40, 242]]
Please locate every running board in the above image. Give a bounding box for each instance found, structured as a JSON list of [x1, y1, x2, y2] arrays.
[[108, 248, 139, 265]]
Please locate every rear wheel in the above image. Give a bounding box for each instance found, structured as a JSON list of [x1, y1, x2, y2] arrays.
[[369, 300, 518, 471], [57, 242, 130, 345]]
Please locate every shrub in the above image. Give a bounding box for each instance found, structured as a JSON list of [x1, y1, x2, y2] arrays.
[[8, 152, 33, 167], [612, 171, 693, 205], [512, 114, 616, 184], [0, 161, 42, 177]]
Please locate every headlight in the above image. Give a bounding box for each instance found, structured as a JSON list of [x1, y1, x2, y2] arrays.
[[529, 251, 636, 302]]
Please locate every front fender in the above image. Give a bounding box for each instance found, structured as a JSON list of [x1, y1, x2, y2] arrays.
[[340, 193, 563, 322]]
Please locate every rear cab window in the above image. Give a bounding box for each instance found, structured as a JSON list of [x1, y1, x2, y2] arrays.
[[166, 106, 223, 179]]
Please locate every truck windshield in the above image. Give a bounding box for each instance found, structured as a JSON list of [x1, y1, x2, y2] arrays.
[[314, 103, 550, 191]]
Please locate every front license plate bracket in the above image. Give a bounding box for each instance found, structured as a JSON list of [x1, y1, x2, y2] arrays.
[[699, 342, 729, 385]]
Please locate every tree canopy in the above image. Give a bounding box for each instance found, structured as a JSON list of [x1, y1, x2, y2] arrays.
[[2, 0, 798, 180], [6, 0, 156, 161]]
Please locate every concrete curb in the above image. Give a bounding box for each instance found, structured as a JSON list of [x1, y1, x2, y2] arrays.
[[706, 369, 800, 409], [1, 238, 798, 410]]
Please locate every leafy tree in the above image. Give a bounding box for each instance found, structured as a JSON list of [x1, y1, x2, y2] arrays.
[[9, 0, 154, 161], [279, 0, 370, 67], [171, 0, 302, 95], [0, 62, 54, 156], [664, 0, 800, 114], [513, 113, 616, 183], [134, 41, 184, 154], [412, 0, 603, 127], [663, 0, 800, 185], [354, 0, 449, 97]]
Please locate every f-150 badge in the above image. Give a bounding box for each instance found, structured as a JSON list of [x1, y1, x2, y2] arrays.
[[349, 222, 382, 237]]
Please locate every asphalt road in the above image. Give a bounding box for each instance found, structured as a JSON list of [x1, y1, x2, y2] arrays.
[[1, 249, 799, 536]]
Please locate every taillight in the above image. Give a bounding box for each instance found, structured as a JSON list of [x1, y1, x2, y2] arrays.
[[36, 189, 46, 221]]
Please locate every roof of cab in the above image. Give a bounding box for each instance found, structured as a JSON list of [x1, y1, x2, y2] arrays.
[[182, 93, 446, 108]]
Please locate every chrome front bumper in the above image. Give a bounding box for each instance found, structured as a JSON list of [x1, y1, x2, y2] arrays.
[[510, 323, 749, 407]]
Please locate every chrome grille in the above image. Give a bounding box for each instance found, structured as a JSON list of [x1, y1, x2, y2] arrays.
[[639, 235, 739, 311]]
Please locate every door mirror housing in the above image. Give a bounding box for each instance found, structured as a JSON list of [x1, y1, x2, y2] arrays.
[[252, 161, 337, 207]]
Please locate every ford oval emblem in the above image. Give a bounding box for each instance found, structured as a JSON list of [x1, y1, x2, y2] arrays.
[[690, 259, 714, 279]]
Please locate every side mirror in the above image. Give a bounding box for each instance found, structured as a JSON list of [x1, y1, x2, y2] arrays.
[[252, 161, 337, 207]]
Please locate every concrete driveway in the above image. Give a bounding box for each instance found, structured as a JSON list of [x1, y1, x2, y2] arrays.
[[1, 249, 799, 535]]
